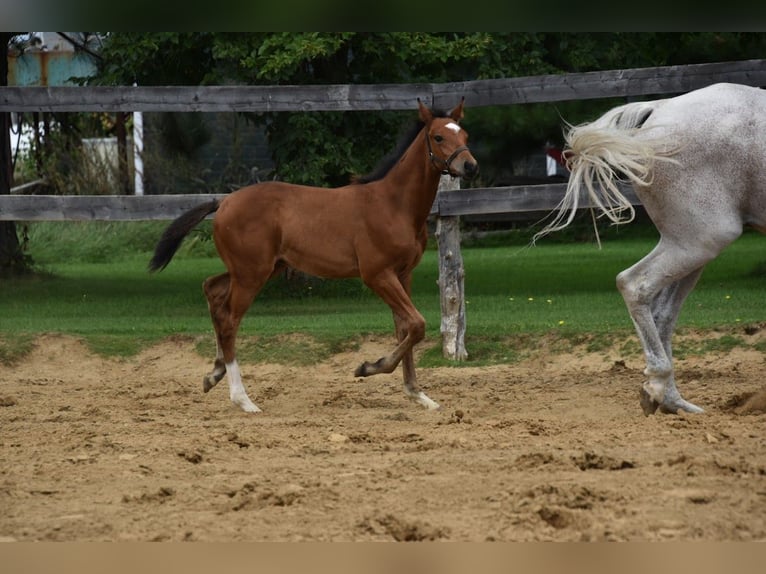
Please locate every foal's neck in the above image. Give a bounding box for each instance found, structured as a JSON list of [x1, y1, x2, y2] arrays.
[[381, 129, 442, 221]]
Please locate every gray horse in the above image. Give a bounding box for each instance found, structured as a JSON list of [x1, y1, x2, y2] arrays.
[[537, 83, 766, 415]]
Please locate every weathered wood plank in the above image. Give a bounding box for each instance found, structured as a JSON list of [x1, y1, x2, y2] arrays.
[[0, 185, 641, 221], [432, 183, 639, 216], [2, 60, 764, 113], [433, 59, 766, 108], [0, 194, 226, 221], [0, 84, 432, 113]]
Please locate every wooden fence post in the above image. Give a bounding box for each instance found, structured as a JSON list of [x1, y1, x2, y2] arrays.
[[434, 174, 468, 361]]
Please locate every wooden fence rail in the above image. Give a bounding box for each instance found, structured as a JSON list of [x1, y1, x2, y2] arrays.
[[0, 193, 228, 221], [1, 59, 765, 112], [0, 183, 639, 221]]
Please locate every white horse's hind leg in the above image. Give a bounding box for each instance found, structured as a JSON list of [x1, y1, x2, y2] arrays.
[[646, 269, 706, 414], [225, 359, 261, 413], [617, 240, 719, 415]]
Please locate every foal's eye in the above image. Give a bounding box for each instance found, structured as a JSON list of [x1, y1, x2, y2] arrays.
[[434, 135, 444, 143]]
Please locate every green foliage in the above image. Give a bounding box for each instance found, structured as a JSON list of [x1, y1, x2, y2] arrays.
[[94, 32, 218, 86]]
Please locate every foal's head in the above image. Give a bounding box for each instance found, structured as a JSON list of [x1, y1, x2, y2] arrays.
[[419, 97, 478, 179]]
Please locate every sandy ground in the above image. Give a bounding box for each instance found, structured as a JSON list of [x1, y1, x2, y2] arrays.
[[1, 331, 765, 542]]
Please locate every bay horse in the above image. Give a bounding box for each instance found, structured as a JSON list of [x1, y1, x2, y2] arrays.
[[149, 99, 477, 413], [536, 82, 766, 415]]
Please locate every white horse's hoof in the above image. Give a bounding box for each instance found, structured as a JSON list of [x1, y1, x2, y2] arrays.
[[659, 398, 704, 415], [640, 387, 704, 415], [639, 388, 660, 416]]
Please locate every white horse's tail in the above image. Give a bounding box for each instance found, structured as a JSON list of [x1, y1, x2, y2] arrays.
[[534, 101, 680, 245]]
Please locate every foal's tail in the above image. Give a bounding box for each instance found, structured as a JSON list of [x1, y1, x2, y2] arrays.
[[148, 200, 220, 272], [533, 100, 679, 244]]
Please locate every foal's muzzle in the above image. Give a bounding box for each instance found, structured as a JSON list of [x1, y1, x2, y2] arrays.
[[447, 148, 478, 180], [461, 158, 479, 179], [433, 146, 479, 179]]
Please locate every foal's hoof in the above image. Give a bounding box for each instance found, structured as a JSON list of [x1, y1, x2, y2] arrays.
[[354, 358, 383, 378], [231, 393, 262, 413], [203, 369, 226, 393], [414, 392, 440, 411]]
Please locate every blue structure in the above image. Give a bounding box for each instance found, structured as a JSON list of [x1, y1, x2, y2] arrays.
[[8, 32, 98, 87]]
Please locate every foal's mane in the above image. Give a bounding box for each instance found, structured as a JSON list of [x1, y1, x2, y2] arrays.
[[352, 107, 449, 184]]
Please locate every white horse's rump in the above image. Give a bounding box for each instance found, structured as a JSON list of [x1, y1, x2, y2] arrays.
[[540, 83, 766, 415], [535, 99, 680, 244]]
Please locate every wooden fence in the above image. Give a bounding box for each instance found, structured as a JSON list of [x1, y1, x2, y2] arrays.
[[1, 59, 765, 358], [1, 59, 764, 223]]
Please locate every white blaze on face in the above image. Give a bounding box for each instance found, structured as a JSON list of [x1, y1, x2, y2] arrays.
[[445, 122, 461, 133]]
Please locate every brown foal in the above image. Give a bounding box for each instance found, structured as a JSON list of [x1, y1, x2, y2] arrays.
[[149, 99, 477, 413]]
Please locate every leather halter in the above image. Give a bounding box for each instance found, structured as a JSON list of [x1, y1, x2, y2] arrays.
[[425, 126, 468, 176]]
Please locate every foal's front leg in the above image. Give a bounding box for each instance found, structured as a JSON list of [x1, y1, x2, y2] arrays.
[[354, 270, 439, 409], [203, 338, 227, 393], [395, 313, 440, 410]]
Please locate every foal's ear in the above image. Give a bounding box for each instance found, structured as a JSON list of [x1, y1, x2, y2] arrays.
[[417, 98, 433, 123], [449, 97, 465, 122]]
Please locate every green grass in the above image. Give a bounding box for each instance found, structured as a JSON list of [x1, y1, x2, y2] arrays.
[[1, 220, 765, 365]]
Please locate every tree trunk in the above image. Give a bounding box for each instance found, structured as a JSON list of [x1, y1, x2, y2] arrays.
[[435, 175, 468, 361], [0, 33, 29, 277]]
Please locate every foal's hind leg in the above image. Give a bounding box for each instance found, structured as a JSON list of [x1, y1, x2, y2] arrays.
[[202, 273, 229, 392], [203, 272, 262, 413]]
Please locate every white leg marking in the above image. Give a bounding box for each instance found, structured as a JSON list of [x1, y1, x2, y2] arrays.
[[410, 390, 440, 410], [418, 392, 441, 410], [225, 360, 261, 413]]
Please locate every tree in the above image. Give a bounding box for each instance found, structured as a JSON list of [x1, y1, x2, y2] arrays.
[[0, 32, 32, 277], [94, 33, 552, 186]]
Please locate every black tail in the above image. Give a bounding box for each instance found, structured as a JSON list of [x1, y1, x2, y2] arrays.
[[148, 200, 220, 272]]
